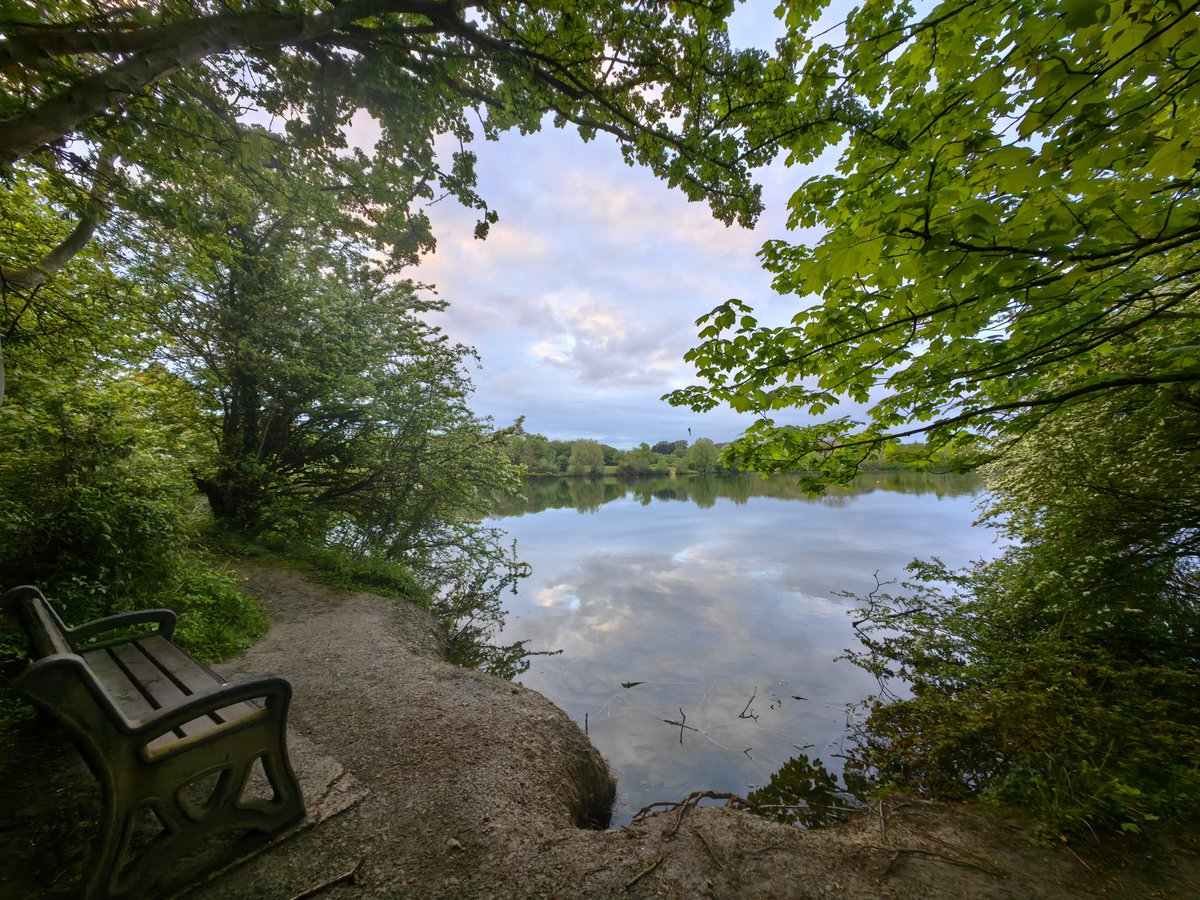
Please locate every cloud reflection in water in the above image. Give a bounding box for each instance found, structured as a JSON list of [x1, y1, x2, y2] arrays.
[[489, 473, 996, 825]]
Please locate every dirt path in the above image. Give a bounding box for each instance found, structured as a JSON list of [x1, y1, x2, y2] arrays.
[[3, 561, 1197, 898]]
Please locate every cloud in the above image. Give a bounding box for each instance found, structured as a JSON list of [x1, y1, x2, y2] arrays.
[[403, 108, 836, 444]]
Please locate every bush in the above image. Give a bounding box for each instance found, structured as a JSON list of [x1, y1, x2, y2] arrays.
[[0, 372, 266, 664], [167, 564, 269, 662], [0, 373, 199, 621], [845, 555, 1200, 839]]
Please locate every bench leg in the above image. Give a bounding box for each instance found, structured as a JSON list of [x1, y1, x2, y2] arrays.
[[83, 779, 129, 900], [82, 728, 305, 898]]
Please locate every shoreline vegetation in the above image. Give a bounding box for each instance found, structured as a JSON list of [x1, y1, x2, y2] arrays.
[[505, 433, 958, 480]]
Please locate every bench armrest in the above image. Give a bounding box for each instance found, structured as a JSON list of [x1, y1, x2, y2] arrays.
[[66, 608, 178, 647], [132, 675, 292, 742]]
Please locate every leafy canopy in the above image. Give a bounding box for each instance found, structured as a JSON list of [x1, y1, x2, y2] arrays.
[[1, 0, 785, 405], [668, 0, 1200, 482], [0, 0, 777, 245]]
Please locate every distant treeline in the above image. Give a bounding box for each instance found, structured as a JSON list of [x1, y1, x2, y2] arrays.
[[504, 433, 946, 478]]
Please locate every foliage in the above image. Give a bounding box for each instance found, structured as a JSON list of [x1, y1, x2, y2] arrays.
[[156, 563, 269, 663], [0, 368, 207, 623], [414, 527, 556, 680], [618, 442, 657, 476], [684, 437, 720, 473], [2, 0, 771, 212], [668, 0, 1200, 484], [505, 431, 571, 476], [278, 542, 430, 606], [1, 0, 771, 210], [0, 162, 155, 404], [567, 439, 606, 475], [506, 432, 730, 476], [0, 0, 773, 356], [144, 174, 521, 551], [844, 382, 1200, 837], [0, 365, 264, 665]]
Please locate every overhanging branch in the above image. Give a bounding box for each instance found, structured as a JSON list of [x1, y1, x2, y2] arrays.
[[1, 149, 117, 294]]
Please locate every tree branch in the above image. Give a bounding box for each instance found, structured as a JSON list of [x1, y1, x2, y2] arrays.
[[0, 1, 456, 165], [1, 149, 117, 293]]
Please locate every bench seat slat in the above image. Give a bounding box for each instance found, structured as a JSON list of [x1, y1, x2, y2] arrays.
[[109, 643, 188, 708], [111, 644, 234, 752], [134, 636, 262, 726], [144, 702, 266, 757], [137, 635, 226, 694], [79, 647, 157, 721]]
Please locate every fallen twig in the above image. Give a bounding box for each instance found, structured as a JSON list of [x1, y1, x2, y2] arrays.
[[738, 687, 758, 721], [623, 857, 662, 890], [631, 790, 759, 837], [289, 857, 366, 900], [662, 707, 698, 745], [694, 829, 722, 869], [661, 717, 698, 731], [1061, 841, 1095, 873]]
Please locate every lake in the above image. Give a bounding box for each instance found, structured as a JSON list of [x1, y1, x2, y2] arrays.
[[486, 471, 996, 826]]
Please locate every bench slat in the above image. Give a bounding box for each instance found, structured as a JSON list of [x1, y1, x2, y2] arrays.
[[110, 643, 189, 708], [136, 636, 261, 726], [137, 635, 224, 693], [79, 648, 157, 721], [109, 644, 226, 752]]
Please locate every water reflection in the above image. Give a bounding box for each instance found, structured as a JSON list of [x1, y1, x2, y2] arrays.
[[488, 472, 993, 827], [495, 471, 982, 517], [748, 753, 865, 827]]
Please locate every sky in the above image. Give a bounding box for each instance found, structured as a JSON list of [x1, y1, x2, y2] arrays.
[[385, 4, 848, 449]]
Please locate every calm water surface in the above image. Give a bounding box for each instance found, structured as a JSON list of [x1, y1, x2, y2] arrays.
[[487, 472, 996, 826]]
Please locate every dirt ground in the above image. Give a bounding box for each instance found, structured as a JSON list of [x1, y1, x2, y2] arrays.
[[2, 561, 1197, 898]]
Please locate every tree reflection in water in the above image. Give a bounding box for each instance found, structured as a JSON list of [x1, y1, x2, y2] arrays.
[[496, 471, 980, 517]]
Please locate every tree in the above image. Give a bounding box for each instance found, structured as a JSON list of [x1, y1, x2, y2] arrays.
[[1, 2, 787, 407], [0, 160, 153, 405], [618, 442, 655, 476], [149, 183, 518, 545], [567, 439, 605, 475], [0, 3, 774, 297], [668, 0, 1200, 485], [845, 377, 1200, 835], [684, 437, 719, 473], [0, 0, 771, 213]]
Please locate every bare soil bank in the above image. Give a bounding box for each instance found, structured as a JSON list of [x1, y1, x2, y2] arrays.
[[2, 561, 1196, 898]]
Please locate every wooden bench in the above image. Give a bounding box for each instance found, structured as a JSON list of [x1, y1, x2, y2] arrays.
[[1, 585, 305, 899]]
